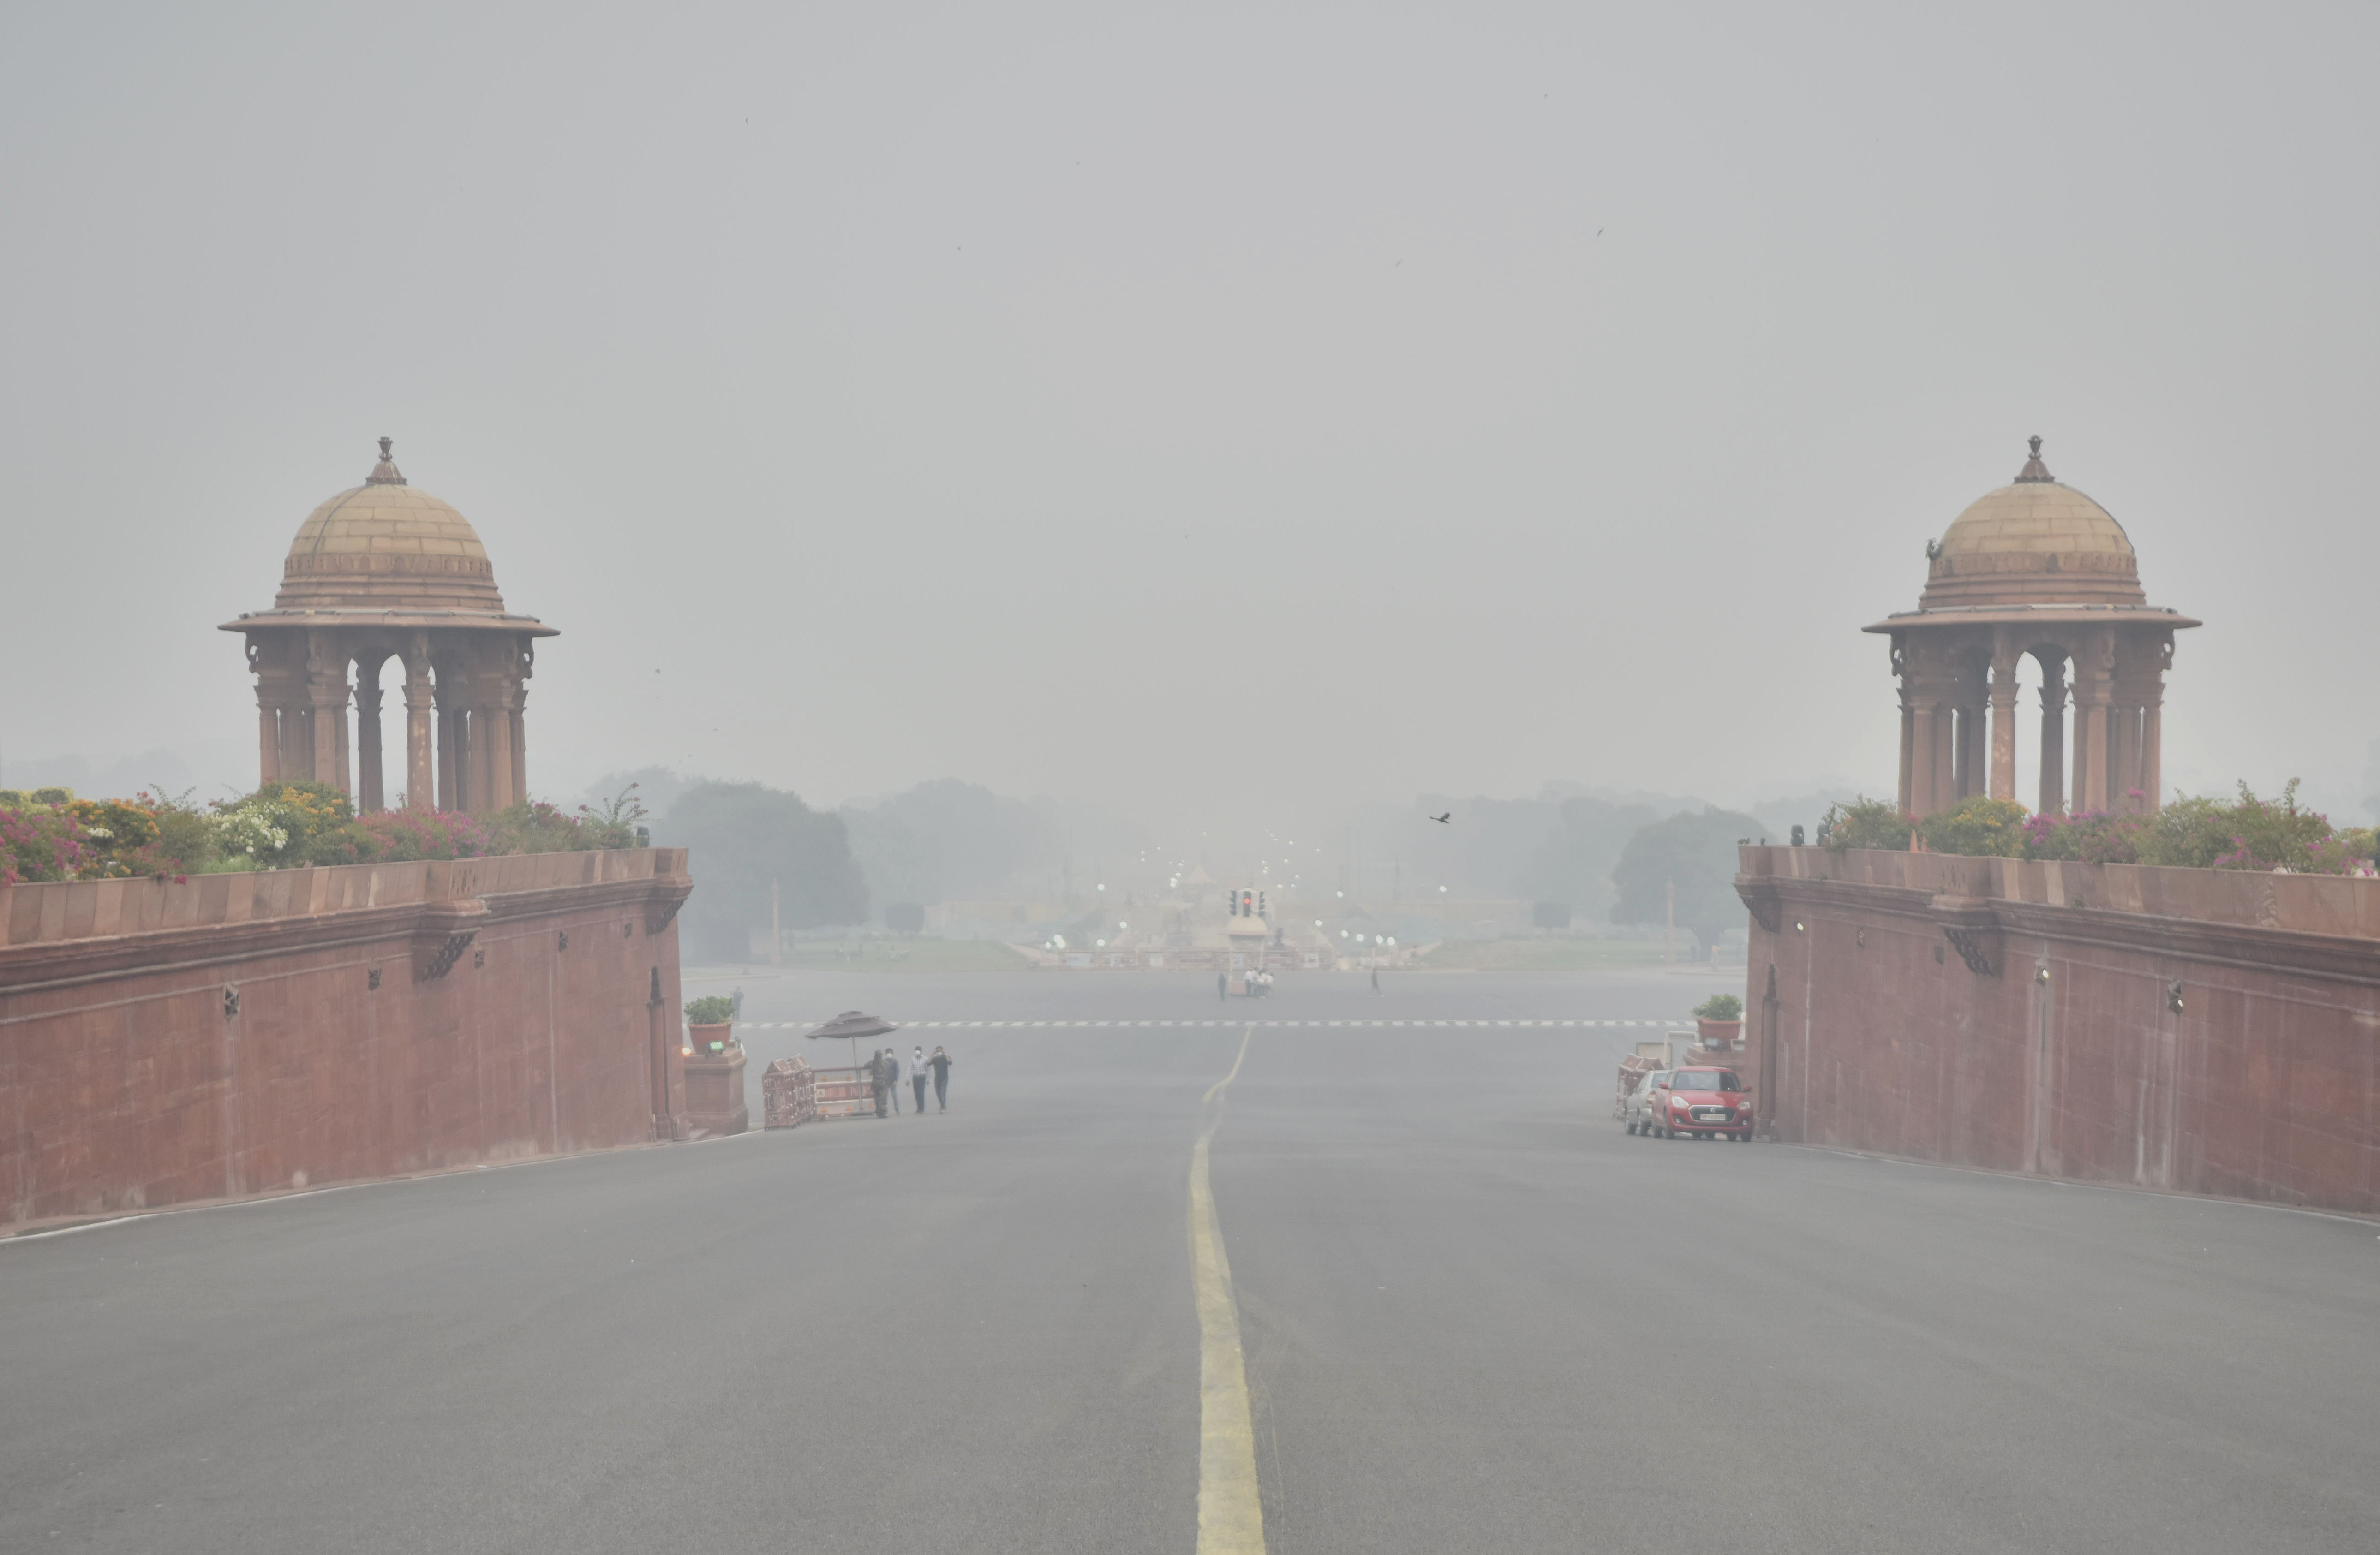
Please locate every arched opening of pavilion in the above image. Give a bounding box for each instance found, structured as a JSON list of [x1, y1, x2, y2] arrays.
[[220, 438, 558, 814], [1866, 438, 2198, 818]]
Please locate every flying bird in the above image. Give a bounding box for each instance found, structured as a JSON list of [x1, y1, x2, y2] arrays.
[[1429, 812, 1451, 824]]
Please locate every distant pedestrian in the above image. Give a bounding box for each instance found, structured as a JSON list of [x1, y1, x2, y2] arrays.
[[928, 1045, 954, 1110], [1370, 966, 1379, 995], [1217, 971, 1228, 1002], [868, 1049, 892, 1119], [887, 1046, 905, 1113], [911, 1045, 929, 1115]]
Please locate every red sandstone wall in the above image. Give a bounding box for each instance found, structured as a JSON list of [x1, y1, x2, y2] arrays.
[[1737, 847, 2380, 1216], [0, 849, 694, 1231]]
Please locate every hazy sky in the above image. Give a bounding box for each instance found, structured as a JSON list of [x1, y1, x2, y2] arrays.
[[5, 3, 2375, 842]]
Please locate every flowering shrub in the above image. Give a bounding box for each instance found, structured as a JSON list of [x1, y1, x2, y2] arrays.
[[1918, 795, 2030, 858], [2018, 808, 2143, 864], [1820, 796, 1915, 852], [1, 806, 93, 885], [210, 802, 292, 864], [355, 808, 493, 861], [1984, 781, 2368, 874], [0, 779, 640, 881]]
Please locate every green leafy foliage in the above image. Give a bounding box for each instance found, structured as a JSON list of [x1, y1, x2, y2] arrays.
[[684, 995, 736, 1024], [1693, 993, 1743, 1021], [1821, 796, 1914, 852], [1997, 781, 2369, 873], [1918, 796, 2030, 858]]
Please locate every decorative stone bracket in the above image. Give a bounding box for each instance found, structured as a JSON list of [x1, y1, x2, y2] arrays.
[[1736, 880, 1785, 935], [412, 900, 490, 983], [1930, 896, 2003, 977], [645, 895, 686, 937]]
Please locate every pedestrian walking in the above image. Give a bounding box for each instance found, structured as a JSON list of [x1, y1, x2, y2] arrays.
[[868, 1049, 892, 1119], [928, 1046, 955, 1111], [1370, 965, 1379, 995], [910, 1045, 929, 1115], [1216, 971, 1228, 1002], [888, 1046, 905, 1113]]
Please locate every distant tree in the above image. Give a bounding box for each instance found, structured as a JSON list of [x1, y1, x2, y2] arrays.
[[1517, 796, 1660, 912], [660, 781, 868, 961], [885, 901, 926, 935], [840, 779, 1056, 906], [584, 767, 696, 820], [1610, 807, 1767, 953]]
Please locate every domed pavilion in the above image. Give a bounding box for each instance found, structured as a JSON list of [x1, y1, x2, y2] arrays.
[[1865, 438, 2197, 818], [221, 439, 557, 814]]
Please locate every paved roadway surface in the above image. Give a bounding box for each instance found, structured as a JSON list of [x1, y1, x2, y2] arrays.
[[5, 969, 2376, 1554]]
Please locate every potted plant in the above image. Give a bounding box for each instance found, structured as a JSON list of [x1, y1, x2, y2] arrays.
[[685, 994, 737, 1053], [679, 995, 747, 1137], [1692, 993, 1744, 1051]]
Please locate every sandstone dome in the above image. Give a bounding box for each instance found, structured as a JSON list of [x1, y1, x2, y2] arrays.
[[1918, 438, 2145, 610], [273, 438, 508, 613]]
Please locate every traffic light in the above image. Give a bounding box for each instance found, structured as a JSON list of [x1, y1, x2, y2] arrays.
[[1241, 891, 1254, 917], [1257, 892, 1267, 918]]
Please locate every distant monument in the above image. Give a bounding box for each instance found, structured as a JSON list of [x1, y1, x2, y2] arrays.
[[221, 438, 557, 814], [1865, 438, 2198, 816]]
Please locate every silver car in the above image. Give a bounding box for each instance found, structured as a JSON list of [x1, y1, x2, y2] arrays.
[[1622, 1070, 1669, 1135]]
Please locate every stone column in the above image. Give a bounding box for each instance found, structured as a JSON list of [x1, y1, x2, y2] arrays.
[[2037, 658, 2067, 814], [1988, 650, 2020, 802], [401, 638, 434, 810], [249, 636, 283, 786], [1931, 697, 1956, 813], [437, 675, 462, 812], [2076, 688, 2111, 814], [1896, 683, 1914, 818], [509, 638, 532, 808], [469, 699, 500, 817], [2078, 631, 2117, 814], [2142, 694, 2163, 814], [354, 655, 386, 812], [484, 696, 515, 816], [307, 634, 347, 794], [1910, 703, 1937, 820]]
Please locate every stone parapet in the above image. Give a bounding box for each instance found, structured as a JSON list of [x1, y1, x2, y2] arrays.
[[1734, 846, 2380, 1217], [0, 849, 694, 1232]]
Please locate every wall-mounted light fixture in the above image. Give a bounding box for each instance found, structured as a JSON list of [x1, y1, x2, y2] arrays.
[[1855, 928, 1866, 948], [1794, 920, 1806, 933], [2166, 979, 2184, 1014], [2035, 959, 2051, 985]]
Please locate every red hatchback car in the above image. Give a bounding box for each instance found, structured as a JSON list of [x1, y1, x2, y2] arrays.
[[1643, 1066, 1753, 1141]]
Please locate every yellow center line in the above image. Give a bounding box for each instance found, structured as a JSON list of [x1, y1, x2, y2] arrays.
[[1191, 1024, 1266, 1555]]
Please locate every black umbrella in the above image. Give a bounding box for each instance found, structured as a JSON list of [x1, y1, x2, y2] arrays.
[[805, 1010, 898, 1069]]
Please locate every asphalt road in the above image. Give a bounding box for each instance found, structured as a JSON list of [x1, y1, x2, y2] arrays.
[[4, 969, 2375, 1554]]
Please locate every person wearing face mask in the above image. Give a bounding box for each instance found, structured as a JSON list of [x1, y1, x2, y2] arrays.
[[910, 1045, 930, 1116], [927, 1045, 955, 1111]]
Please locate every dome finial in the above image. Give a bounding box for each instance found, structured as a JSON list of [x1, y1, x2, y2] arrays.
[[2015, 435, 2054, 484], [367, 436, 407, 486]]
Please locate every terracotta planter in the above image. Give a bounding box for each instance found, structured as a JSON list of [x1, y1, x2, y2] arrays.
[[688, 1021, 735, 1055], [1696, 1017, 1744, 1052]]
